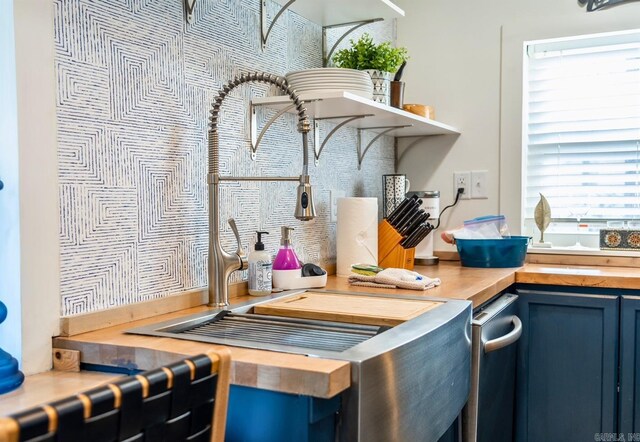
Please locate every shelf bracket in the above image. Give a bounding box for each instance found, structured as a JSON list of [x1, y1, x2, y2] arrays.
[[357, 125, 412, 170], [395, 135, 433, 165], [322, 18, 384, 67], [184, 0, 196, 23], [313, 114, 374, 165], [249, 102, 296, 160], [261, 0, 296, 49], [250, 98, 323, 160]]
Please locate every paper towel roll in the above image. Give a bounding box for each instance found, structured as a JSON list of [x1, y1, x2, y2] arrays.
[[337, 198, 378, 277]]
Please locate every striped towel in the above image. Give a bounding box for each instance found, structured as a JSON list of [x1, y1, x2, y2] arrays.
[[348, 268, 441, 291]]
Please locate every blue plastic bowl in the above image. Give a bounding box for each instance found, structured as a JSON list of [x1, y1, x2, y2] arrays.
[[455, 236, 530, 268]]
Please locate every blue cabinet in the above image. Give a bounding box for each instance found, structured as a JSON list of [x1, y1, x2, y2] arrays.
[[225, 385, 340, 442], [515, 289, 619, 442], [620, 296, 640, 435], [438, 417, 460, 442]]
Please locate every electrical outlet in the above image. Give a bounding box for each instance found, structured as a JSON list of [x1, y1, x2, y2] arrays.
[[471, 170, 489, 199], [454, 171, 471, 200], [330, 190, 345, 222]]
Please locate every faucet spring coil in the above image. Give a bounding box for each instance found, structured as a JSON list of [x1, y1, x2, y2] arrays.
[[208, 73, 309, 132], [208, 132, 218, 174]]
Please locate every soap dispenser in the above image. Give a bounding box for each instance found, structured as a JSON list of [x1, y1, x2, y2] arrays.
[[272, 226, 302, 289], [248, 231, 272, 296], [273, 226, 301, 271]]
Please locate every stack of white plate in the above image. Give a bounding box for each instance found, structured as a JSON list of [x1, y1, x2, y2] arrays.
[[285, 68, 373, 99]]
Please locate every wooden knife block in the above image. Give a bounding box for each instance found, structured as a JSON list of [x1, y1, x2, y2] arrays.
[[378, 220, 415, 270]]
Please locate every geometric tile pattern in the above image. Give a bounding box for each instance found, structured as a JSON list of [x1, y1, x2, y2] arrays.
[[55, 0, 395, 316]]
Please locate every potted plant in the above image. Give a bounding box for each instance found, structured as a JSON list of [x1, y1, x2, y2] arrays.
[[332, 33, 408, 105]]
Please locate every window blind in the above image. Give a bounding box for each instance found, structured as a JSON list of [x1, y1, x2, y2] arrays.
[[524, 31, 640, 220]]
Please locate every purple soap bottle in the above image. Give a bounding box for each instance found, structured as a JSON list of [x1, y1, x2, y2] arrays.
[[272, 226, 301, 270]]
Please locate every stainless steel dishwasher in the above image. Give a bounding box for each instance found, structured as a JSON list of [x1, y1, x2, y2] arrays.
[[462, 293, 521, 442]]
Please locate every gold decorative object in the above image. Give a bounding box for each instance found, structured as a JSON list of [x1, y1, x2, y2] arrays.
[[534, 193, 551, 243]]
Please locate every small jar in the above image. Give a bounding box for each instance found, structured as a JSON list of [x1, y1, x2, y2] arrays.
[[406, 191, 440, 221], [405, 191, 440, 265]]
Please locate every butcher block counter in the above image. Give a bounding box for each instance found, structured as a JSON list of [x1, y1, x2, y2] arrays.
[[4, 260, 640, 415], [324, 261, 640, 308], [53, 262, 640, 387]]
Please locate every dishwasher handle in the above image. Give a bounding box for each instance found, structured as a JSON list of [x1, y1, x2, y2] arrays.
[[483, 316, 522, 353]]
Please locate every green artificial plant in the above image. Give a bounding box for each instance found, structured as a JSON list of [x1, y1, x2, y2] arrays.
[[332, 33, 408, 73]]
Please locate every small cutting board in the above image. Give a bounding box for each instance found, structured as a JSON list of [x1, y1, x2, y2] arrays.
[[253, 292, 442, 327]]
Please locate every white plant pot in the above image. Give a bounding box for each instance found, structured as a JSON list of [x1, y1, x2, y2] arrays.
[[364, 69, 392, 105]]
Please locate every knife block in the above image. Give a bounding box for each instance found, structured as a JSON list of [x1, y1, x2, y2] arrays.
[[378, 220, 415, 270]]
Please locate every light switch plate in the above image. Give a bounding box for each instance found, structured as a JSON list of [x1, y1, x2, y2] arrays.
[[471, 170, 488, 199], [330, 190, 345, 222]]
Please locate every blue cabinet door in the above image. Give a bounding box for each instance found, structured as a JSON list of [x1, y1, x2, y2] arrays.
[[620, 296, 640, 435], [515, 289, 619, 442]]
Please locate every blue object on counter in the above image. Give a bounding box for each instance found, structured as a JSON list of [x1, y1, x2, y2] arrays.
[[455, 236, 530, 268], [463, 215, 506, 226], [0, 301, 25, 394]]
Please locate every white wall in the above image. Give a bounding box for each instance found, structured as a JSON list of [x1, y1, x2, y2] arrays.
[[397, 0, 640, 251], [13, 0, 60, 375]]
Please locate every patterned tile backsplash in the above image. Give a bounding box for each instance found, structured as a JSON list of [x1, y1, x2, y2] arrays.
[[55, 0, 396, 316]]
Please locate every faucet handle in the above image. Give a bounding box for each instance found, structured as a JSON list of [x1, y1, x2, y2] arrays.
[[228, 218, 248, 271]]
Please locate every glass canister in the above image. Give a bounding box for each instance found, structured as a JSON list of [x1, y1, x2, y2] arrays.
[[406, 191, 440, 265]]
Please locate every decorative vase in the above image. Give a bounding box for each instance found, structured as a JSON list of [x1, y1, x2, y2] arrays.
[[0, 301, 24, 394], [364, 70, 392, 105]]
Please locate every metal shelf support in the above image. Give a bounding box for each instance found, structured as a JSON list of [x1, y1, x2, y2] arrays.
[[313, 114, 373, 165], [260, 2, 385, 54], [261, 0, 296, 49], [250, 98, 323, 160], [322, 18, 384, 67], [357, 125, 412, 170], [250, 102, 296, 160], [395, 135, 433, 165], [184, 0, 196, 23], [395, 133, 460, 164]]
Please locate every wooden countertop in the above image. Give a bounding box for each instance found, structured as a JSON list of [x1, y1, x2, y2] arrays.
[[0, 371, 119, 416], [325, 262, 640, 307], [324, 262, 518, 308], [43, 261, 640, 408], [53, 306, 351, 399], [516, 263, 640, 290]]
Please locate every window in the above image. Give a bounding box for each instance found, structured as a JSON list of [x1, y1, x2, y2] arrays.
[[523, 30, 640, 234]]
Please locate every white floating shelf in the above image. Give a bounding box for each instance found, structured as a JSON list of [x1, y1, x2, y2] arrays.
[[252, 91, 460, 138], [272, 0, 404, 27]]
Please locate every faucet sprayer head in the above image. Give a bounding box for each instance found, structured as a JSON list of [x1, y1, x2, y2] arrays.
[[294, 126, 315, 221], [295, 174, 316, 221]]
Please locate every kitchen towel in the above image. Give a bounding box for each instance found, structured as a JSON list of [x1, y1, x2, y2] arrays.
[[336, 198, 378, 277], [348, 268, 441, 291]]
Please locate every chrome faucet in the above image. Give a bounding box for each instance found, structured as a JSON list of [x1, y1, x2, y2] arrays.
[[207, 72, 314, 307]]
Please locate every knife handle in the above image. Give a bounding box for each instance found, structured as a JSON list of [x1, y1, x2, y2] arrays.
[[393, 199, 422, 232], [387, 195, 417, 225]]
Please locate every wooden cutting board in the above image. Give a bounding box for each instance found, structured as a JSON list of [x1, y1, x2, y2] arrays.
[[253, 292, 443, 327]]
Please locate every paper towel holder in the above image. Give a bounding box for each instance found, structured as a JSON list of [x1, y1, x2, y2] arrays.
[[336, 197, 379, 276]]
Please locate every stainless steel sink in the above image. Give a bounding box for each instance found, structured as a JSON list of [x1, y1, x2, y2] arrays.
[[128, 290, 472, 442], [139, 309, 383, 353]]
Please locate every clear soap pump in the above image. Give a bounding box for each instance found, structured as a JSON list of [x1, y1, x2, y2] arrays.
[[273, 226, 301, 270], [248, 231, 272, 296]]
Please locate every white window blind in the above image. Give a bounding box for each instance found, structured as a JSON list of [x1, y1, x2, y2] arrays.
[[524, 31, 640, 221]]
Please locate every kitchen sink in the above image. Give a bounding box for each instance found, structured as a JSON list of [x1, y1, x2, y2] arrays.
[[140, 309, 384, 353], [127, 290, 472, 442]]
